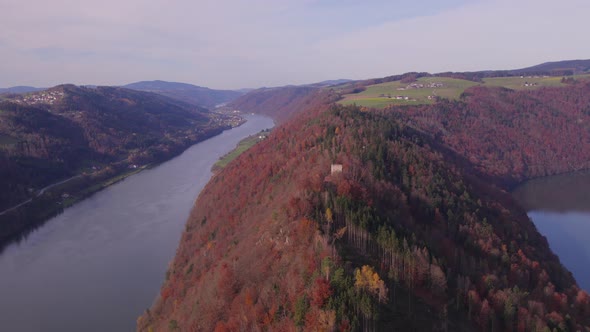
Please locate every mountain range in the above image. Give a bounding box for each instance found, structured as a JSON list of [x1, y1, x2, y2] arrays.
[[122, 80, 244, 109]]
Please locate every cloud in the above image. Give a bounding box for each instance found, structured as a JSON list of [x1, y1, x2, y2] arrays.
[[0, 0, 320, 87], [311, 0, 590, 77], [0, 0, 589, 89]]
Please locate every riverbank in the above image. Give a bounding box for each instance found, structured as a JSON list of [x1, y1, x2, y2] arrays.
[[0, 114, 275, 332], [512, 168, 590, 212], [211, 129, 271, 171], [512, 170, 590, 292], [0, 123, 234, 251]]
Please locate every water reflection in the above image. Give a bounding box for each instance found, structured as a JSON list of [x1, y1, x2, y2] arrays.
[[513, 169, 590, 212], [514, 170, 590, 292]]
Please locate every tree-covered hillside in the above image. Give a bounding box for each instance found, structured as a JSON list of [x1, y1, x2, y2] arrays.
[[139, 80, 590, 331]]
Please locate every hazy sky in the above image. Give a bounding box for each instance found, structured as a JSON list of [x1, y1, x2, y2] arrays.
[[1, 0, 589, 89]]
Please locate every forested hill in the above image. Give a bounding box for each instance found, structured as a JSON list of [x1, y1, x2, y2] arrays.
[[228, 86, 336, 123], [435, 59, 590, 82], [514, 59, 590, 75], [139, 80, 590, 331], [389, 81, 590, 187], [124, 80, 243, 109], [0, 85, 233, 245]]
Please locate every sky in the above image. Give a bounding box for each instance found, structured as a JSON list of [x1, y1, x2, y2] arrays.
[[1, 0, 589, 89]]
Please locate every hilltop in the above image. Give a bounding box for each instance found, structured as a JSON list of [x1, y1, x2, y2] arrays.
[[512, 59, 590, 75], [331, 59, 590, 109], [123, 80, 243, 109], [139, 68, 590, 331], [0, 85, 239, 248]]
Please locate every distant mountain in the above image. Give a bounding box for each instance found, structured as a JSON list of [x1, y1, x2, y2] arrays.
[[228, 86, 337, 123], [0, 86, 44, 94], [123, 80, 244, 109], [307, 78, 353, 87], [235, 88, 256, 94], [513, 59, 590, 75], [435, 59, 590, 82], [334, 59, 590, 87]]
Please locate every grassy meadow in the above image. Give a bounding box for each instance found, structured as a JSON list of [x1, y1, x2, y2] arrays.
[[483, 74, 590, 89], [339, 74, 590, 109], [213, 130, 270, 170]]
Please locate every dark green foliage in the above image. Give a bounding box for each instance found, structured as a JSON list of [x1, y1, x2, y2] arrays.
[[168, 319, 179, 330], [307, 103, 590, 330], [293, 295, 309, 327]]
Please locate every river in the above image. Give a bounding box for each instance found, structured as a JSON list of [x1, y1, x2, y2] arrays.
[[513, 170, 590, 292], [0, 114, 274, 332]]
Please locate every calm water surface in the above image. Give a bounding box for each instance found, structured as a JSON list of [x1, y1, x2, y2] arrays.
[[0, 114, 274, 332], [513, 170, 590, 291]]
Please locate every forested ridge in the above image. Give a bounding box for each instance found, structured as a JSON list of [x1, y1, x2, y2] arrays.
[[389, 82, 590, 186], [140, 80, 590, 331]]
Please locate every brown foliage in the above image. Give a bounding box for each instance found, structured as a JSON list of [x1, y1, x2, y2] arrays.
[[139, 81, 590, 331]]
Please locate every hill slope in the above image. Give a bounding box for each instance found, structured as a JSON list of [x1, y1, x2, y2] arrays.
[[0, 85, 233, 247], [514, 59, 590, 75], [139, 82, 590, 331], [436, 59, 590, 82], [390, 81, 590, 185], [124, 80, 243, 108], [228, 86, 334, 123]]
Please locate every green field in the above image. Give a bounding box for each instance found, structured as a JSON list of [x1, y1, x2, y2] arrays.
[[340, 97, 426, 108], [483, 74, 590, 89], [339, 77, 478, 108], [213, 130, 270, 170], [339, 74, 590, 109]]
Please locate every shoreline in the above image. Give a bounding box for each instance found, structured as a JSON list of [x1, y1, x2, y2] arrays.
[[211, 128, 271, 172]]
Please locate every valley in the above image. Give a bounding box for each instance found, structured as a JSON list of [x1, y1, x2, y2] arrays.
[[1, 59, 590, 332], [0, 84, 242, 249], [0, 114, 274, 332]]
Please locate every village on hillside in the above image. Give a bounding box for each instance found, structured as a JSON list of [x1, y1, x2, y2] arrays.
[[378, 81, 444, 102], [11, 90, 65, 106]]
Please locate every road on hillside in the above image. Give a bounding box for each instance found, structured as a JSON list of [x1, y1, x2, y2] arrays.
[[0, 175, 82, 216]]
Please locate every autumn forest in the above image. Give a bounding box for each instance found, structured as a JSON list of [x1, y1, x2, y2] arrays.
[[138, 76, 590, 331]]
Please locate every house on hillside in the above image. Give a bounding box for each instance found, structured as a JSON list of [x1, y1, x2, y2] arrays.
[[331, 164, 343, 175]]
